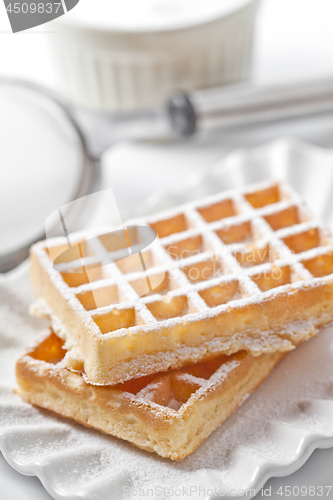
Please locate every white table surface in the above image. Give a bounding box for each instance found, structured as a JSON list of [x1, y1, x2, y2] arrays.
[[1, 0, 333, 498]]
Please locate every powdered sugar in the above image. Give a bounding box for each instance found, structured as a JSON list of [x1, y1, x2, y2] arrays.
[[27, 180, 333, 386], [2, 264, 333, 498], [2, 173, 333, 500], [33, 180, 333, 334]]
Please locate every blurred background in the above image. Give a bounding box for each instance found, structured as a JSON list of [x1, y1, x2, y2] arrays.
[[1, 0, 333, 273], [2, 0, 333, 99]]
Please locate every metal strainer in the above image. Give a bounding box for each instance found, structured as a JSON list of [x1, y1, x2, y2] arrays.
[[0, 78, 99, 272]]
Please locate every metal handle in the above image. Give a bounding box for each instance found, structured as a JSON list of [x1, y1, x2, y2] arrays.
[[167, 77, 333, 137]]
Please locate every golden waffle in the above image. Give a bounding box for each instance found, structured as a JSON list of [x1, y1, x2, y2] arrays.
[[16, 331, 285, 461], [30, 180, 333, 385]]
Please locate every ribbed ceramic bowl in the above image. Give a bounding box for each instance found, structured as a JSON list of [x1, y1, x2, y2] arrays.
[[50, 0, 260, 111]]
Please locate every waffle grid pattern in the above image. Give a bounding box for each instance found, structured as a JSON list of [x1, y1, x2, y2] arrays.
[[51, 182, 333, 335], [25, 332, 245, 412], [16, 331, 285, 459]]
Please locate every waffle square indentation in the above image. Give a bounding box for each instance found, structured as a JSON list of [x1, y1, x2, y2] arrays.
[[76, 284, 122, 311], [215, 220, 258, 245], [197, 198, 237, 223], [181, 258, 224, 283], [30, 332, 65, 364], [92, 307, 141, 334], [129, 271, 178, 297], [250, 265, 298, 292], [198, 280, 245, 308], [245, 184, 282, 209], [301, 252, 333, 277], [60, 262, 103, 288], [116, 250, 159, 274], [282, 228, 321, 254], [149, 213, 189, 238], [233, 243, 279, 268], [165, 234, 206, 260], [263, 205, 304, 231], [49, 239, 95, 264], [146, 295, 194, 321], [171, 353, 246, 404]]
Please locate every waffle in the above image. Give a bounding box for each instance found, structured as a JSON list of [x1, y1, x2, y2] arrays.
[[30, 180, 333, 385], [15, 330, 286, 461]]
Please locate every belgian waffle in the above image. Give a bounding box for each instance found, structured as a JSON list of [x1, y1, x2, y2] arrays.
[[16, 331, 286, 461], [30, 181, 333, 385]]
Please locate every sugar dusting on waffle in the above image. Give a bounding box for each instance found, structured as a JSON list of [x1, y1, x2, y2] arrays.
[[29, 180, 333, 384], [16, 329, 286, 460]]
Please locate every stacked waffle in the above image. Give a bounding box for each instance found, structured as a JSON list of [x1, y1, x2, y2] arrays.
[[16, 181, 333, 460]]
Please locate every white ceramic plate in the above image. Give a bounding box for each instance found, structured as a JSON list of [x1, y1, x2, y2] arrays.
[[1, 137, 333, 500]]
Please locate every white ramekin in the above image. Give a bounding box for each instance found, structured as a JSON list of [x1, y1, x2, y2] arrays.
[[51, 0, 260, 111]]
